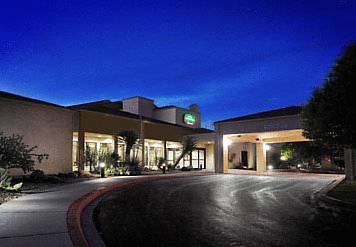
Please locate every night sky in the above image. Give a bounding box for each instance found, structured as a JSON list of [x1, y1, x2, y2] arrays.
[[1, 1, 355, 128]]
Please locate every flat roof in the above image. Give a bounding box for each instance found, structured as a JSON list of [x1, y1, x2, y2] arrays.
[[215, 106, 302, 124], [121, 96, 154, 102]]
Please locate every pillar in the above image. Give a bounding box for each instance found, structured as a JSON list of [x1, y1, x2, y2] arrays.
[[345, 148, 356, 180], [164, 140, 167, 161], [256, 143, 267, 172], [214, 133, 229, 173], [214, 133, 223, 173], [113, 135, 118, 155], [77, 130, 85, 174], [140, 117, 145, 167], [223, 136, 229, 173]]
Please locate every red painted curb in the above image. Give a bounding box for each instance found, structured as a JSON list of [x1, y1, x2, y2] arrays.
[[67, 173, 210, 247]]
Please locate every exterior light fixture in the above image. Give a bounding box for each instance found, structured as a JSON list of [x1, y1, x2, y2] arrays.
[[264, 144, 271, 151], [268, 165, 273, 170], [100, 162, 105, 178], [280, 156, 287, 161], [223, 138, 232, 146]]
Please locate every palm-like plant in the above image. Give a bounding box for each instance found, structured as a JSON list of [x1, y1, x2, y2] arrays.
[[173, 136, 197, 169], [118, 130, 140, 164]]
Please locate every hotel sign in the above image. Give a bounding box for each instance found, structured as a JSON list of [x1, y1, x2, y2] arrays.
[[183, 113, 197, 125]]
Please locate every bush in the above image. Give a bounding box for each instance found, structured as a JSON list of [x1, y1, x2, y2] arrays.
[[181, 166, 192, 171], [29, 170, 64, 183], [30, 170, 45, 181], [0, 132, 48, 173]]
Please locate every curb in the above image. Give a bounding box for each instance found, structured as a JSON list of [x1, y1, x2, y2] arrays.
[[67, 173, 211, 247], [312, 176, 356, 212]]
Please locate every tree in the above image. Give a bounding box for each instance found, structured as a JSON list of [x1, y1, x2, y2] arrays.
[[0, 132, 48, 173], [118, 130, 140, 164], [302, 42, 356, 179], [173, 136, 197, 169]]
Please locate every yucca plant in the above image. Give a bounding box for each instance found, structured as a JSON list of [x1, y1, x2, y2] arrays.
[[0, 168, 23, 192], [173, 136, 197, 169], [118, 130, 140, 164]]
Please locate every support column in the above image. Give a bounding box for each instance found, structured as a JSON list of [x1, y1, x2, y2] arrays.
[[164, 140, 167, 161], [256, 143, 267, 172], [113, 135, 118, 154], [140, 116, 145, 167], [345, 148, 356, 180], [223, 136, 229, 173], [214, 132, 224, 173], [77, 130, 85, 174]]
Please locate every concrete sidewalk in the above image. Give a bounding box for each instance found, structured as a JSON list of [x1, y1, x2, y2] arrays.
[[0, 176, 141, 247]]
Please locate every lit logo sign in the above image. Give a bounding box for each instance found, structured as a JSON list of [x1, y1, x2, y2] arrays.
[[183, 113, 196, 125]]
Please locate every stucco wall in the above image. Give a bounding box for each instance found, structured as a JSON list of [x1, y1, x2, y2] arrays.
[[228, 142, 256, 169], [153, 108, 177, 124], [122, 97, 155, 118], [215, 115, 302, 135], [76, 110, 200, 142], [0, 97, 73, 174], [205, 144, 215, 171], [196, 143, 214, 172]]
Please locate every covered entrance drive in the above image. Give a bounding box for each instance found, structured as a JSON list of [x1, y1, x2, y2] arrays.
[[223, 129, 309, 173], [214, 106, 323, 173]]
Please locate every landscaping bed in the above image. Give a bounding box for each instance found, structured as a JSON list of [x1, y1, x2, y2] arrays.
[[327, 180, 356, 205], [0, 174, 94, 205]]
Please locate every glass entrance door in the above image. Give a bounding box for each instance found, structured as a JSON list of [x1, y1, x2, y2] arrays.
[[190, 148, 206, 169], [199, 149, 206, 169]]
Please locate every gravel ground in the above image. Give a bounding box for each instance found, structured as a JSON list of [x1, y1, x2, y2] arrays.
[[0, 191, 20, 205]]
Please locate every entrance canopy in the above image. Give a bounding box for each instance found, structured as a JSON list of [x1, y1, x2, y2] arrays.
[[214, 106, 307, 173], [224, 129, 308, 144]]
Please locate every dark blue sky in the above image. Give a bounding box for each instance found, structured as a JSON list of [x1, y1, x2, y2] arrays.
[[1, 0, 355, 128]]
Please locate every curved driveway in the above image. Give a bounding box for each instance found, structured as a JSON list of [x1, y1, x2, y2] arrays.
[[96, 174, 354, 247]]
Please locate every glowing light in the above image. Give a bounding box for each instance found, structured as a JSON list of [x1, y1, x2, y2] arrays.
[[223, 138, 232, 146], [264, 144, 271, 151], [100, 162, 105, 168], [280, 156, 287, 161], [268, 165, 273, 170]]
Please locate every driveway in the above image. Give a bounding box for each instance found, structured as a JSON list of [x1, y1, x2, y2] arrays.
[[96, 174, 354, 247], [0, 176, 141, 247]]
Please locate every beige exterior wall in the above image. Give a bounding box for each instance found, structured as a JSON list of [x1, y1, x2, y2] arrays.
[[205, 144, 215, 171], [0, 97, 73, 175], [216, 115, 302, 135], [228, 142, 256, 169], [345, 148, 356, 180], [76, 110, 199, 142], [196, 143, 214, 171], [153, 108, 177, 125], [122, 97, 155, 118]]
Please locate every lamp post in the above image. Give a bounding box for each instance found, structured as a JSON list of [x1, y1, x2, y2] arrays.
[[162, 163, 166, 174], [100, 162, 105, 178]]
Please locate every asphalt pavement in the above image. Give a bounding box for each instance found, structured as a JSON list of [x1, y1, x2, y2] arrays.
[[96, 174, 354, 247]]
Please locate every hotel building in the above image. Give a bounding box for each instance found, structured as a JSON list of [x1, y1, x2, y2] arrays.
[[1, 90, 354, 178], [0, 91, 213, 174]]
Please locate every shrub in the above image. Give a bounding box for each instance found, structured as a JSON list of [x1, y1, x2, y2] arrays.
[[30, 169, 45, 181], [0, 168, 23, 192], [0, 132, 49, 173]]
